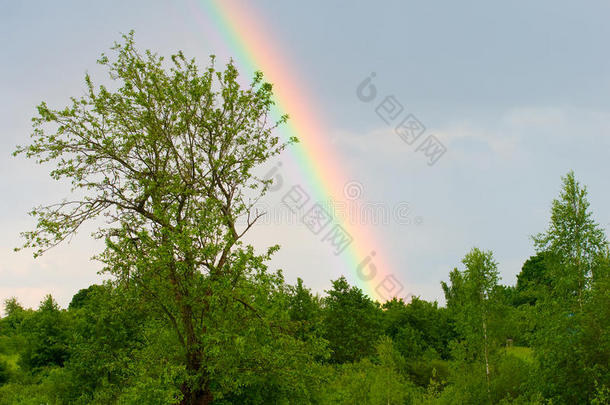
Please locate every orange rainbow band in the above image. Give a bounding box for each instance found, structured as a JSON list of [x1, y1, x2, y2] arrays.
[[186, 0, 404, 301]]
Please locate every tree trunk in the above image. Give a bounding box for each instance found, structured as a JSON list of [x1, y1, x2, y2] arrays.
[[180, 383, 213, 405], [483, 318, 491, 401], [180, 349, 213, 405]]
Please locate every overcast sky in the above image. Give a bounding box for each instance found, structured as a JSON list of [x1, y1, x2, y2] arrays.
[[2, 0, 610, 310]]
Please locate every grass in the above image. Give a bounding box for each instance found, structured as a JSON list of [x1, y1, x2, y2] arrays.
[[505, 346, 534, 363]]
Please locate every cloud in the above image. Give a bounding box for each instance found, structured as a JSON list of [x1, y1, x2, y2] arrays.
[[503, 106, 566, 128], [330, 105, 610, 170], [435, 124, 518, 161]]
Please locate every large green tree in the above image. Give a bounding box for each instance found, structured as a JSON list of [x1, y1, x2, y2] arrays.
[[13, 32, 309, 404], [531, 171, 610, 403], [19, 295, 70, 371], [442, 248, 503, 400], [323, 277, 382, 364], [287, 278, 325, 342], [533, 171, 608, 310]]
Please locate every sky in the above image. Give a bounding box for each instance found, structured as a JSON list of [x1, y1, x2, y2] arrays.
[[2, 0, 610, 310]]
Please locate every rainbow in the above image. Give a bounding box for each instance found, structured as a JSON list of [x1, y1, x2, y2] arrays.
[[184, 0, 403, 301]]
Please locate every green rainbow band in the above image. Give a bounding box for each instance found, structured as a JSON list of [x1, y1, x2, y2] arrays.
[[187, 0, 404, 301]]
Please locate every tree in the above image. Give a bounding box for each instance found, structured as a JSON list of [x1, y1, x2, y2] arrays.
[[442, 247, 502, 400], [20, 295, 70, 371], [1, 298, 27, 334], [323, 276, 382, 363], [514, 252, 552, 306], [533, 171, 607, 310], [68, 284, 105, 310], [441, 268, 464, 309], [382, 297, 455, 361], [62, 282, 165, 403], [14, 32, 299, 404], [287, 278, 324, 342], [369, 336, 414, 405], [319, 337, 415, 404], [516, 252, 552, 293], [531, 171, 610, 403]]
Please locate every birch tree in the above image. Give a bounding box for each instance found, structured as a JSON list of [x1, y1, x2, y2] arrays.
[[443, 247, 501, 401]]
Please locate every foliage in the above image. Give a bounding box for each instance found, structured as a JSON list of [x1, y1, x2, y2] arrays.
[[442, 248, 506, 400], [19, 295, 70, 371], [13, 31, 303, 404], [322, 276, 382, 363], [319, 336, 416, 404], [530, 172, 610, 404]]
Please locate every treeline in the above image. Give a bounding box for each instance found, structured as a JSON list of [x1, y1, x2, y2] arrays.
[[0, 171, 608, 404]]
